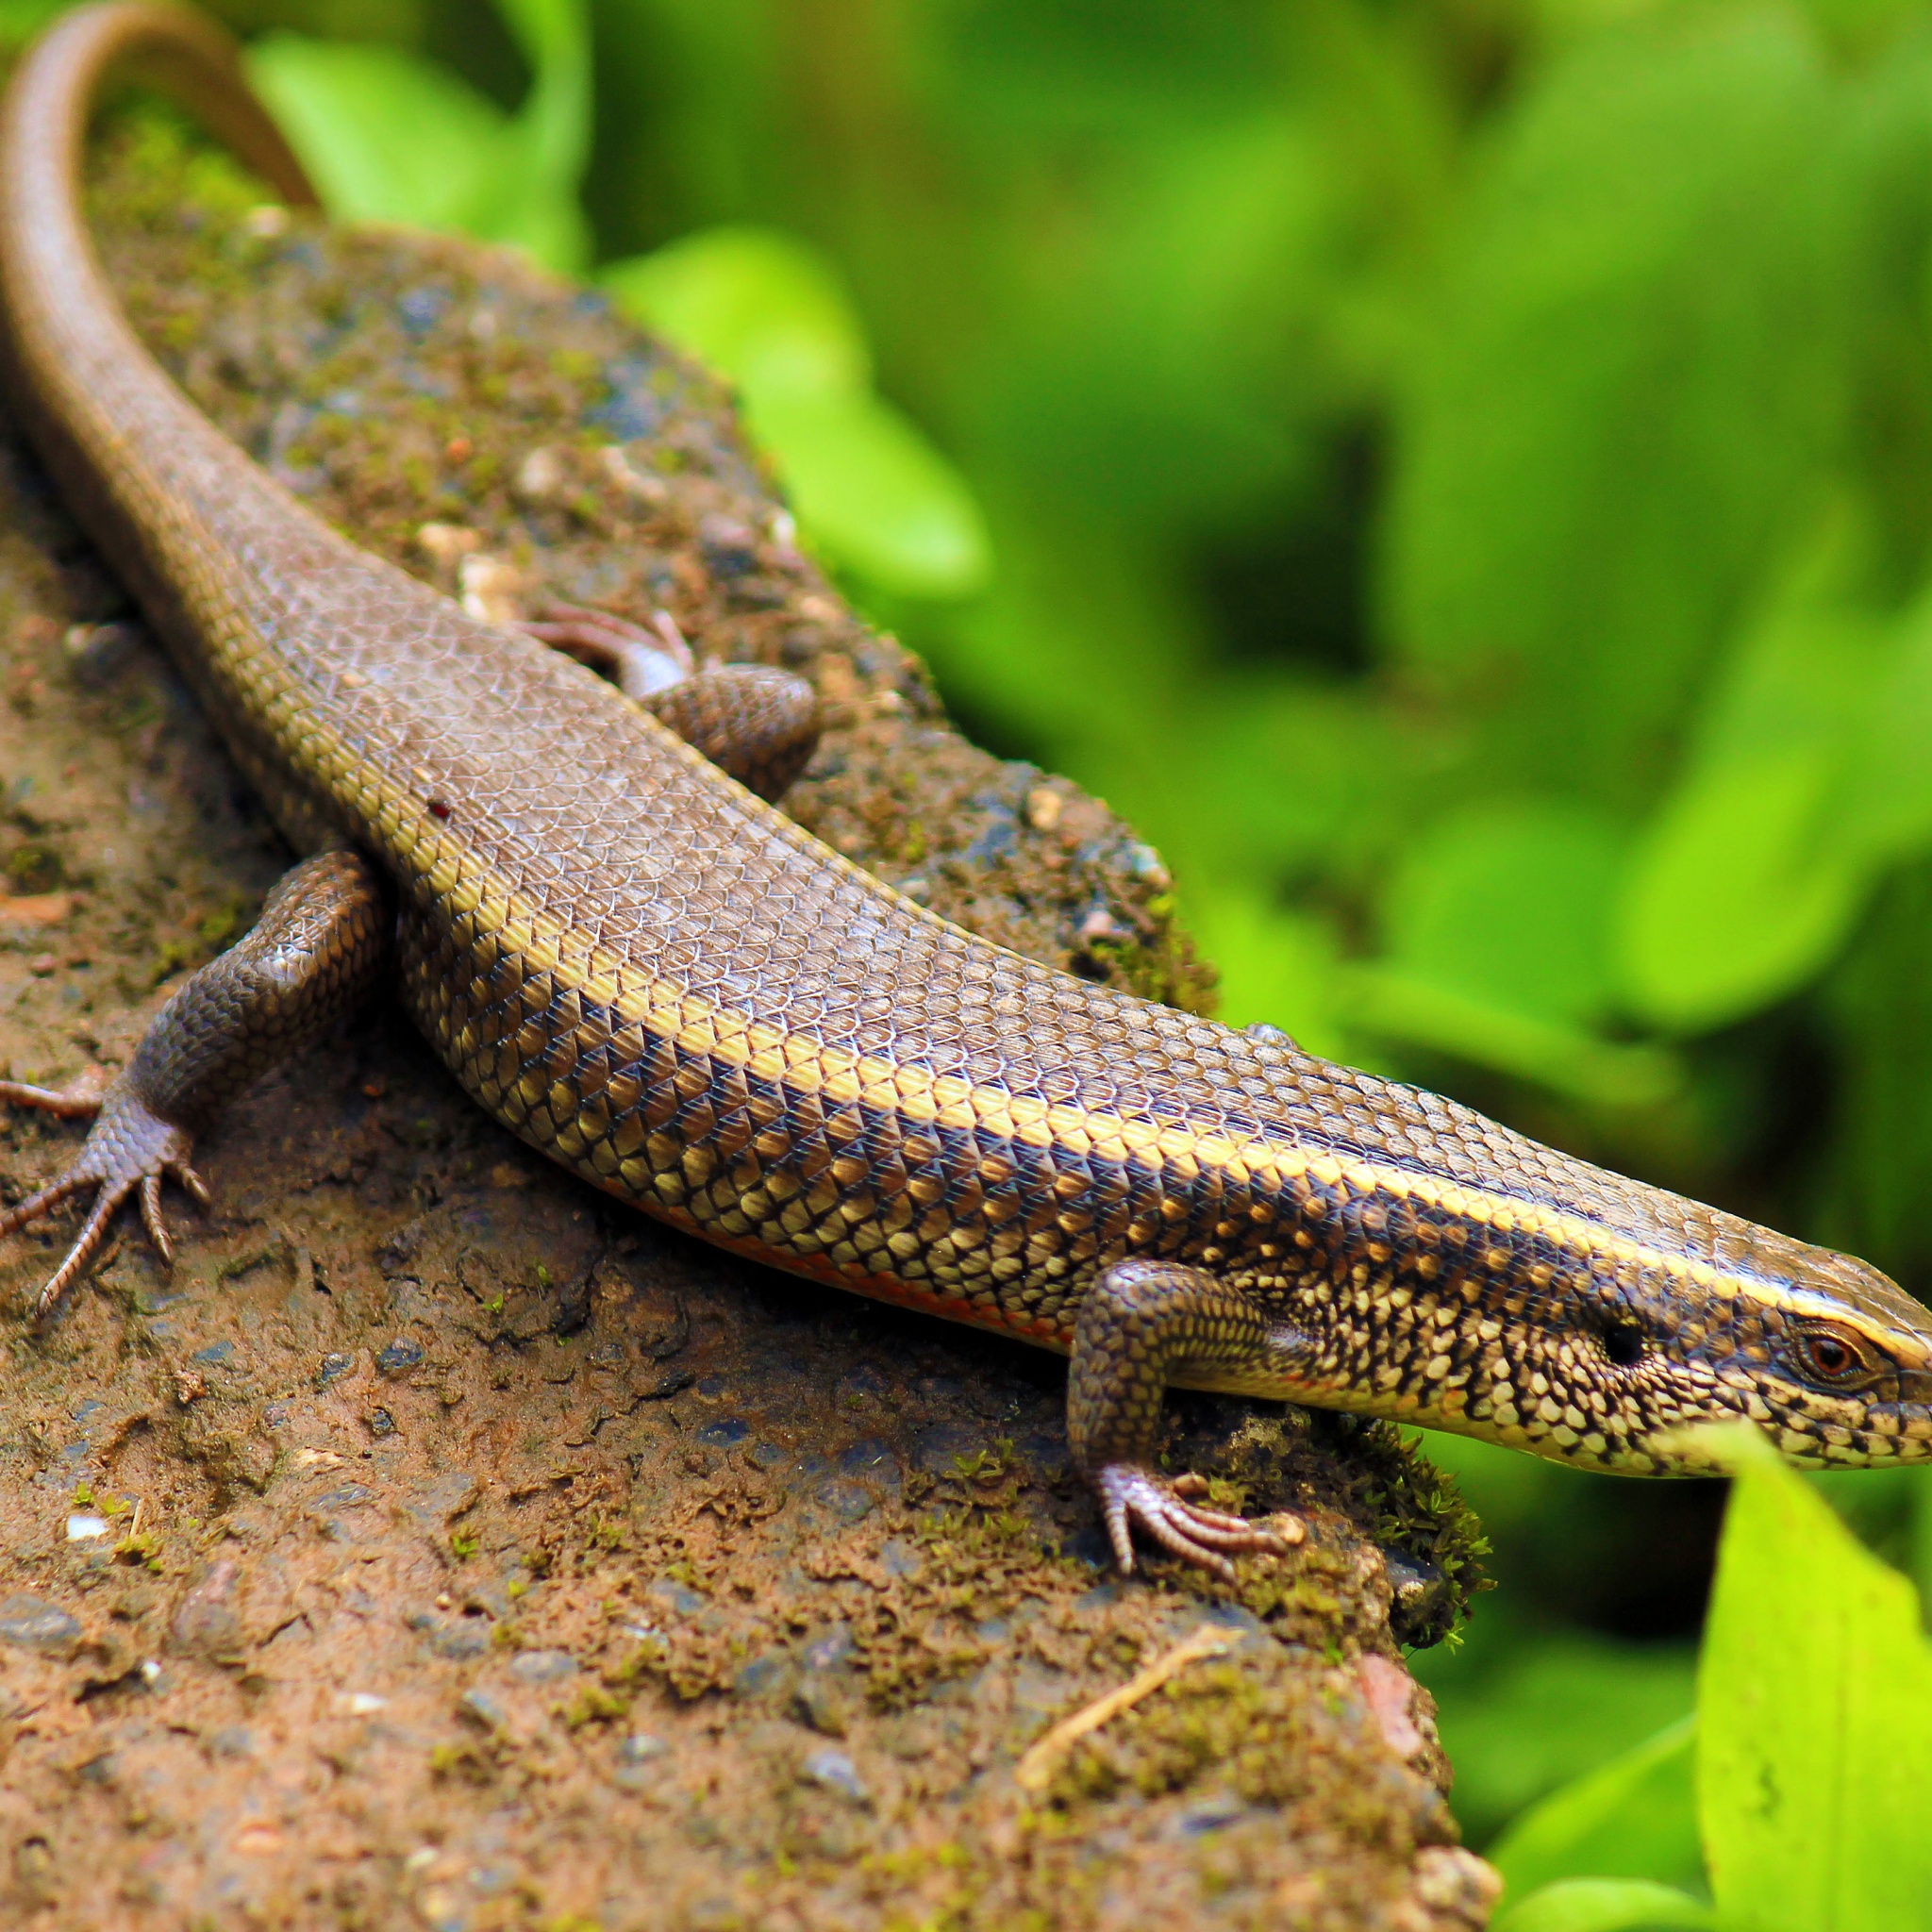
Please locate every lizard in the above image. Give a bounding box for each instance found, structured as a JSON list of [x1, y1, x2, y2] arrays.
[[1, 0, 1929, 1582]]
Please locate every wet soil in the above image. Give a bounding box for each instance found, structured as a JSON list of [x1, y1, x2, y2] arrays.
[[0, 109, 1494, 1931]]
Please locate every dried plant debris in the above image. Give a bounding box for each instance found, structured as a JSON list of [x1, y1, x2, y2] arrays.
[[0, 106, 1491, 1930]]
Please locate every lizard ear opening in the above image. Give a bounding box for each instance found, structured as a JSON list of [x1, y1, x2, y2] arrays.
[[1598, 1318, 1645, 1369]]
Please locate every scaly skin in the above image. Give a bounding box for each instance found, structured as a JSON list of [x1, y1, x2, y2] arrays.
[[4, 2, 1931, 1575]]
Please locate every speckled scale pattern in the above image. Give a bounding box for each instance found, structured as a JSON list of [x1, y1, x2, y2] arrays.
[[8, 4, 1932, 1494], [1067, 1260, 1281, 1469], [127, 849, 387, 1129], [640, 664, 820, 804]]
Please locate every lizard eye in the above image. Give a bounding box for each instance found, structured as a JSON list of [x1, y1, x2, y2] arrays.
[[1789, 1320, 1888, 1391]]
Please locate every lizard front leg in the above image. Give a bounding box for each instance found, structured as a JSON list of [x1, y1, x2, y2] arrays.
[[1069, 1257, 1308, 1577], [0, 849, 388, 1313]]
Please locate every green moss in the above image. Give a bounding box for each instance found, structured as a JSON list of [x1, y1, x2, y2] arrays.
[[558, 1683, 630, 1728]]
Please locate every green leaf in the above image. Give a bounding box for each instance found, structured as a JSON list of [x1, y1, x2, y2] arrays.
[[1490, 1719, 1703, 1905], [1694, 1426, 1932, 1932], [245, 37, 511, 233], [1184, 888, 1353, 1064], [605, 229, 991, 598], [1618, 748, 1869, 1033], [0, 0, 63, 51], [1618, 504, 1892, 1031], [603, 227, 873, 399], [1413, 1603, 1699, 1847], [1493, 1878, 1713, 1932], [480, 0, 592, 270], [1381, 798, 1629, 1025], [1383, 10, 1845, 806], [748, 388, 991, 597], [245, 0, 591, 272], [1840, 589, 1932, 862], [1338, 963, 1679, 1108]]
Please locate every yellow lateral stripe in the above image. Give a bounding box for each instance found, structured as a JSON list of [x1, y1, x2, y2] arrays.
[[305, 709, 1750, 1308]]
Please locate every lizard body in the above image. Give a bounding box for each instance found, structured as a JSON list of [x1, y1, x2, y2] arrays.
[[3, 1, 1929, 1574]]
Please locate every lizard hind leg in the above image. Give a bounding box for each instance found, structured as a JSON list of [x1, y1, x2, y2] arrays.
[[0, 849, 388, 1316], [1068, 1257, 1308, 1579], [521, 605, 821, 801]]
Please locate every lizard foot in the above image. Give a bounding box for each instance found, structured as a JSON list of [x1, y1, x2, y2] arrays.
[[0, 1078, 207, 1315], [520, 602, 692, 700], [522, 603, 819, 800], [1093, 1463, 1303, 1580]]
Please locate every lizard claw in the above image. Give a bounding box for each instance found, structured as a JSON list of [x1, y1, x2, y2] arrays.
[[1093, 1463, 1303, 1580], [519, 602, 692, 701], [1, 1078, 201, 1315], [169, 1160, 212, 1209]]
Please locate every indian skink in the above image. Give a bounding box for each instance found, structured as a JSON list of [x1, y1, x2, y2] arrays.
[[3, 0, 1931, 1578]]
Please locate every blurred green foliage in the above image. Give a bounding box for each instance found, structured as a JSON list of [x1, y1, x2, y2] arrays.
[[1484, 1431, 1932, 1931], [248, 0, 591, 271], [603, 229, 991, 593], [173, 0, 1932, 1295], [21, 0, 1932, 1881]]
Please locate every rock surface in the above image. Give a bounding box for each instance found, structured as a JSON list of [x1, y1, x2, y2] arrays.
[[0, 110, 1492, 1931]]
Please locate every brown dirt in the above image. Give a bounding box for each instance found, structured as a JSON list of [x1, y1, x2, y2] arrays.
[[0, 108, 1494, 1932]]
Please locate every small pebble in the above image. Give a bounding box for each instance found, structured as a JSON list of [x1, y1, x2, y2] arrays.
[[459, 1688, 509, 1731], [515, 446, 565, 503], [732, 1654, 784, 1698], [1178, 1794, 1247, 1836], [508, 1648, 577, 1684], [417, 522, 479, 567], [1025, 787, 1062, 832], [801, 1624, 854, 1673], [801, 1747, 867, 1805], [0, 1592, 83, 1657], [375, 1337, 425, 1377], [879, 1538, 923, 1581]]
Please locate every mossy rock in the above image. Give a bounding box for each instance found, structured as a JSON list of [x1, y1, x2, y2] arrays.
[[0, 106, 1493, 1932]]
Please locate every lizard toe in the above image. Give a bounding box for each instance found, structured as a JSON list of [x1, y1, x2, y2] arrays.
[[0, 1066, 113, 1120], [2, 1081, 202, 1315], [1093, 1462, 1302, 1580]]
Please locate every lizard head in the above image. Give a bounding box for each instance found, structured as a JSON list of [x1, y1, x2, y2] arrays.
[[1601, 1224, 1932, 1474], [1242, 1136, 1932, 1474], [1212, 1040, 1932, 1474], [1357, 1198, 1932, 1475]]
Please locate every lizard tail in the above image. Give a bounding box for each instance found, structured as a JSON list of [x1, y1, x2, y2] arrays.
[[0, 2, 317, 217]]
